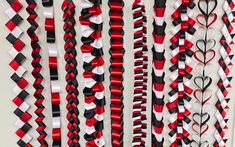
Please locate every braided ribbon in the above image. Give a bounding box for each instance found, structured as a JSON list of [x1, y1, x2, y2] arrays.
[[79, 0, 105, 146], [5, 0, 32, 146], [151, 0, 166, 146], [214, 0, 235, 146], [132, 0, 148, 146], [41, 0, 61, 146], [191, 0, 217, 146], [108, 0, 125, 146], [166, 0, 196, 146], [62, 0, 80, 146], [26, 0, 48, 146]]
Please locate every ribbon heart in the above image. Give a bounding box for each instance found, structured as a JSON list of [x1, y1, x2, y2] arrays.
[[192, 122, 209, 136], [196, 13, 217, 28], [192, 113, 210, 125], [196, 39, 216, 52], [198, 0, 217, 16], [194, 76, 212, 91], [193, 89, 212, 105], [194, 49, 215, 65]]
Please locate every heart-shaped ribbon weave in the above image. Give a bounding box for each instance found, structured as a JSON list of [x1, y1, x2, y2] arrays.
[[214, 0, 235, 146], [80, 0, 105, 146], [166, 0, 196, 146], [192, 0, 217, 146], [62, 0, 80, 146], [108, 0, 125, 146], [132, 0, 148, 146], [41, 0, 62, 146], [151, 0, 166, 146], [26, 0, 48, 146], [5, 0, 32, 146]]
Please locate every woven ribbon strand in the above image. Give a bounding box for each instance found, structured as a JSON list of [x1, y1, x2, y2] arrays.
[[62, 0, 80, 146], [132, 0, 148, 146], [166, 0, 196, 146], [151, 0, 166, 146], [26, 0, 48, 146], [41, 0, 61, 146], [5, 0, 32, 146], [108, 0, 125, 146], [79, 0, 105, 146], [214, 0, 235, 146]]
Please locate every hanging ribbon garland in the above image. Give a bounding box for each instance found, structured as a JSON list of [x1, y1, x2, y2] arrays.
[[132, 0, 148, 146], [214, 0, 235, 146], [5, 0, 32, 146], [79, 0, 105, 146], [151, 0, 166, 146], [141, 0, 148, 144], [26, 0, 48, 146], [166, 0, 196, 146], [108, 0, 125, 146], [41, 0, 61, 146], [191, 0, 217, 146], [62, 0, 80, 146]]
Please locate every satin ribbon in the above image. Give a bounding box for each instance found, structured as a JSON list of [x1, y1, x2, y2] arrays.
[[25, 0, 48, 146], [214, 0, 235, 146], [62, 0, 80, 146], [41, 0, 61, 146], [5, 0, 32, 146], [190, 1, 217, 146], [109, 0, 125, 146], [132, 0, 148, 146], [80, 0, 105, 146], [151, 0, 166, 147], [167, 0, 196, 146]]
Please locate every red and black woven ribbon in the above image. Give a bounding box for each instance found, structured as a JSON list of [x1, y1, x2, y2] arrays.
[[5, 0, 33, 146], [151, 0, 166, 146], [166, 0, 196, 146], [62, 0, 80, 146], [79, 0, 105, 146], [41, 0, 61, 146], [26, 0, 48, 146], [108, 0, 125, 146], [214, 0, 235, 146], [132, 0, 148, 146]]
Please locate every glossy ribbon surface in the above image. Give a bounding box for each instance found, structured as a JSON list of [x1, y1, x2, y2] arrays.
[[62, 0, 80, 146], [108, 0, 125, 146], [26, 0, 48, 146], [151, 0, 166, 146], [5, 0, 32, 146], [41, 0, 61, 146], [80, 0, 105, 146]]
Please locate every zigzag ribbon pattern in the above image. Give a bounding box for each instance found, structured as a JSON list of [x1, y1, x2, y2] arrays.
[[141, 1, 148, 143], [214, 0, 235, 146], [62, 0, 80, 146], [79, 0, 105, 146], [5, 0, 32, 146], [41, 0, 61, 146], [132, 0, 148, 146], [166, 0, 196, 146], [151, 0, 166, 146], [191, 0, 217, 146], [26, 0, 48, 146], [108, 0, 125, 146]]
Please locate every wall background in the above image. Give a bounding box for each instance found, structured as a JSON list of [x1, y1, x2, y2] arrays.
[[0, 0, 234, 146]]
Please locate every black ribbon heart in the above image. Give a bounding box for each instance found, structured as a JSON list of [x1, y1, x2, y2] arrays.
[[198, 0, 217, 16], [194, 76, 212, 91]]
